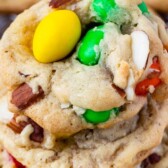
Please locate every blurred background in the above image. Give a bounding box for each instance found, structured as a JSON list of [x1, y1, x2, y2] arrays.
[[0, 0, 167, 38], [0, 0, 39, 37]]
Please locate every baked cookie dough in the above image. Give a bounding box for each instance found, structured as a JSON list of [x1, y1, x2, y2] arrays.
[[0, 0, 39, 13], [0, 97, 168, 168], [138, 127, 168, 168], [145, 0, 168, 13], [0, 0, 168, 138]]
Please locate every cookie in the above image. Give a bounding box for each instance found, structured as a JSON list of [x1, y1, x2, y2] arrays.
[[0, 0, 168, 138], [137, 87, 168, 168], [0, 96, 168, 168], [145, 0, 168, 13], [138, 127, 168, 168], [135, 85, 168, 168], [0, 0, 39, 13]]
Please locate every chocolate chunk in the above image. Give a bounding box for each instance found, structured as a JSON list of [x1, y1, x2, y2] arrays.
[[148, 153, 161, 164], [8, 115, 44, 143], [141, 158, 149, 168], [140, 153, 161, 168], [11, 83, 44, 110], [28, 118, 44, 143]]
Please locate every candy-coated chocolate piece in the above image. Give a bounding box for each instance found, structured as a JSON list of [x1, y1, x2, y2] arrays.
[[92, 0, 116, 22], [138, 1, 149, 14], [135, 77, 161, 96], [8, 152, 26, 168], [83, 107, 120, 124], [135, 56, 161, 96], [91, 0, 131, 25], [77, 26, 104, 66], [33, 10, 81, 63]]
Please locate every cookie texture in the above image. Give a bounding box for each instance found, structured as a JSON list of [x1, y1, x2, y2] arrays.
[[153, 128, 168, 168], [145, 0, 168, 12], [135, 85, 168, 168], [138, 127, 168, 168], [0, 97, 168, 168], [0, 0, 168, 138], [0, 0, 39, 13], [1, 0, 168, 167]]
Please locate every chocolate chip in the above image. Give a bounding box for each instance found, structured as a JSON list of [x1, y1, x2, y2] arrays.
[[148, 153, 161, 164], [8, 115, 44, 143], [11, 83, 44, 110], [140, 153, 161, 168], [28, 118, 44, 143], [141, 158, 149, 168]]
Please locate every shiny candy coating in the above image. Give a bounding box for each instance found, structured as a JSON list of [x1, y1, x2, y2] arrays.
[[138, 1, 149, 14], [83, 107, 120, 124], [33, 10, 81, 63], [92, 0, 116, 22], [91, 0, 131, 25], [77, 26, 104, 66]]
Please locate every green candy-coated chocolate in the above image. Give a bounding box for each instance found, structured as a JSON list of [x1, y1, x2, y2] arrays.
[[77, 26, 104, 66], [138, 1, 149, 14], [92, 0, 116, 21], [83, 107, 120, 124]]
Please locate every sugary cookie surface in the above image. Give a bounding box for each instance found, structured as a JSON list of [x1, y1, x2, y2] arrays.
[[1, 95, 168, 168], [0, 0, 168, 138], [1, 1, 168, 168], [0, 0, 39, 13], [145, 0, 168, 13]]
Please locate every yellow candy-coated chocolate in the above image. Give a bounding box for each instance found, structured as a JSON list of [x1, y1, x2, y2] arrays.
[[33, 10, 81, 63]]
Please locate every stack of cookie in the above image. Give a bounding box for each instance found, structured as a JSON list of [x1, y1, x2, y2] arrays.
[[0, 0, 39, 13], [145, 0, 168, 13], [0, 0, 168, 167]]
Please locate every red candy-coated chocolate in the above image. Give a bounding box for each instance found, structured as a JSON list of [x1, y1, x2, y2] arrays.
[[135, 56, 162, 96], [135, 78, 161, 96], [150, 56, 161, 72], [8, 153, 26, 168]]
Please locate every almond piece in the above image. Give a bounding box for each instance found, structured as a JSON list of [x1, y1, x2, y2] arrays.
[[7, 115, 28, 133], [7, 115, 44, 143], [125, 70, 135, 101], [131, 31, 150, 70], [112, 84, 126, 98], [49, 0, 78, 8], [11, 83, 44, 110]]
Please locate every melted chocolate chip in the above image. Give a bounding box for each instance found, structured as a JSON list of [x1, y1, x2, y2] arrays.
[[28, 118, 44, 143], [140, 153, 161, 168], [141, 158, 149, 168], [148, 153, 161, 164], [8, 115, 44, 143]]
